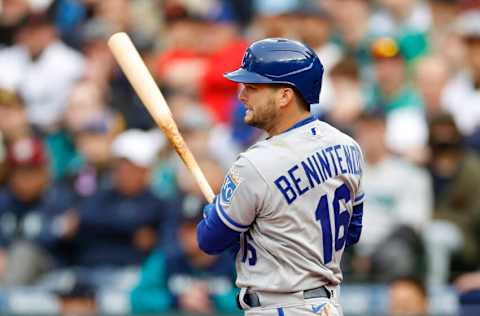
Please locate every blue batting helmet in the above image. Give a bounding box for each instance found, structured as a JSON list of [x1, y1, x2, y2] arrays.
[[224, 38, 324, 106]]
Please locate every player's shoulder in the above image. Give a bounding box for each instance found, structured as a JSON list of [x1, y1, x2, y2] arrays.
[[233, 142, 266, 172], [226, 144, 267, 184], [238, 138, 277, 167], [226, 139, 282, 187]]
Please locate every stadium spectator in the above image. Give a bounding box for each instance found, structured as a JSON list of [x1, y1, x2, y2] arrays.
[[0, 0, 30, 47], [455, 271, 480, 316], [63, 81, 118, 136], [45, 82, 100, 181], [326, 0, 376, 82], [0, 9, 85, 132], [0, 88, 31, 143], [415, 55, 451, 121], [248, 7, 294, 41], [291, 3, 340, 69], [55, 280, 97, 316], [443, 10, 480, 150], [154, 12, 208, 96], [80, 14, 154, 130], [72, 129, 166, 270], [80, 19, 117, 92], [199, 6, 248, 124], [389, 277, 429, 316], [352, 112, 432, 281], [0, 137, 75, 286], [367, 36, 428, 161], [326, 58, 364, 131], [62, 80, 123, 197], [93, 0, 131, 34], [428, 115, 480, 275], [428, 0, 466, 71]]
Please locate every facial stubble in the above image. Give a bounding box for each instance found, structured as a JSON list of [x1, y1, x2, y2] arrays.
[[244, 97, 278, 132]]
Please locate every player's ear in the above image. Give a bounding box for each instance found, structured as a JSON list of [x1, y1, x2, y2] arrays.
[[277, 86, 295, 108]]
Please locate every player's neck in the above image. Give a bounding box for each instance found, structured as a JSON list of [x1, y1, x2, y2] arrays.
[[267, 111, 311, 137]]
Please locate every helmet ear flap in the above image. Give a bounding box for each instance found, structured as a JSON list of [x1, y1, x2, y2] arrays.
[[313, 78, 322, 98]]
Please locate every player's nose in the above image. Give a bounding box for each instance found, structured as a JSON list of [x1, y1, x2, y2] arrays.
[[238, 84, 248, 103]]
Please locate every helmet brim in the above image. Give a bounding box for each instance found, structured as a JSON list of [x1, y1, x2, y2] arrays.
[[224, 68, 275, 84]]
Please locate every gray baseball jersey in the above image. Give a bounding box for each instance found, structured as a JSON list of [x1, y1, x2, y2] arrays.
[[215, 118, 364, 293]]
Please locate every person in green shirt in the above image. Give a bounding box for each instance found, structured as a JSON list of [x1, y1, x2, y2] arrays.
[[365, 37, 428, 161], [367, 37, 424, 113]]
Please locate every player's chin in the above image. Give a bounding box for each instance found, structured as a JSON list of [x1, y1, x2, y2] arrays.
[[244, 118, 263, 129]]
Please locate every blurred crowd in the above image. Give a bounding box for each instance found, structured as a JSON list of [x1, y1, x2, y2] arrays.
[[0, 0, 480, 315]]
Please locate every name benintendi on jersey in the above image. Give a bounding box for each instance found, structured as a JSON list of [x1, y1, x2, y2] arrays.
[[274, 143, 363, 204]]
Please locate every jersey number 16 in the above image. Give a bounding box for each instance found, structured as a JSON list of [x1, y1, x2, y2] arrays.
[[315, 183, 351, 264]]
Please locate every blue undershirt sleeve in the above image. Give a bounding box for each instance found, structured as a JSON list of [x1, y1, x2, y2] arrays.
[[346, 202, 363, 247], [197, 202, 241, 255]]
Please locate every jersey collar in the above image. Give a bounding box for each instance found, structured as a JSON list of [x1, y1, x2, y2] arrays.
[[284, 115, 317, 133]]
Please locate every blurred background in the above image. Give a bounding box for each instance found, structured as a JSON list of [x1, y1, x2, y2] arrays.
[[0, 0, 480, 315]]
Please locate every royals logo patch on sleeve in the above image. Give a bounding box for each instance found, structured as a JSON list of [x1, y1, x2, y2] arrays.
[[220, 168, 242, 206]]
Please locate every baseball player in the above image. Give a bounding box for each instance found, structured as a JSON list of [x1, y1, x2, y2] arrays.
[[197, 38, 364, 316]]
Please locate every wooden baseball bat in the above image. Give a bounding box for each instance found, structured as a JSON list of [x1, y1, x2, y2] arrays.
[[108, 32, 215, 203]]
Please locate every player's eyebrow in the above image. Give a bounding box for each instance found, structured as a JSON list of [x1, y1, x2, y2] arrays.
[[244, 83, 258, 89]]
